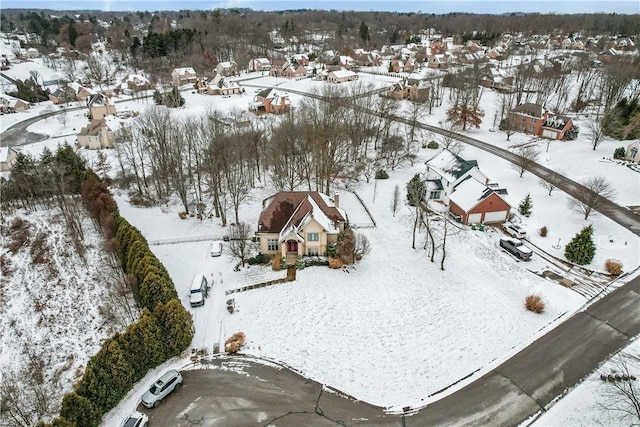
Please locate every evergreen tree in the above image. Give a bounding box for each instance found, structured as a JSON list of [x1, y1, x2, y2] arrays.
[[564, 225, 596, 265], [613, 147, 626, 159], [152, 89, 163, 105], [359, 21, 370, 42], [518, 193, 533, 216], [406, 173, 425, 206], [155, 299, 194, 357], [76, 337, 135, 412], [59, 392, 100, 427]]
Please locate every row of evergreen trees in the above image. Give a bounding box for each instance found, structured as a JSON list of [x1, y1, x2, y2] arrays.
[[36, 171, 193, 427]]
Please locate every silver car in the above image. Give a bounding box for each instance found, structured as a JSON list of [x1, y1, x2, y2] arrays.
[[141, 369, 183, 408]]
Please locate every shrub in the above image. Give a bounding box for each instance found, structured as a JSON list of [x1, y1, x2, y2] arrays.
[[248, 253, 270, 265], [375, 169, 389, 179], [295, 256, 305, 270], [427, 140, 439, 149], [525, 295, 545, 313], [613, 147, 626, 160], [605, 259, 623, 276], [539, 226, 548, 237], [225, 332, 246, 354], [328, 257, 343, 269]]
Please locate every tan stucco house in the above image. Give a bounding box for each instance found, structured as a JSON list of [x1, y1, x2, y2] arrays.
[[76, 116, 121, 149], [257, 191, 347, 262]]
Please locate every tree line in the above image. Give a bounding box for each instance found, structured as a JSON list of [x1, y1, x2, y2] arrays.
[[1, 150, 193, 427]]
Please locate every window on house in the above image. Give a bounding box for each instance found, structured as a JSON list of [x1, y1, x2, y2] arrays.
[[429, 191, 440, 199], [307, 232, 319, 242], [267, 239, 278, 251], [529, 126, 535, 131], [307, 248, 319, 256]]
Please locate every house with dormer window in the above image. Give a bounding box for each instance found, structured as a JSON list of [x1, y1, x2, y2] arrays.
[[424, 149, 488, 201], [257, 191, 347, 263]]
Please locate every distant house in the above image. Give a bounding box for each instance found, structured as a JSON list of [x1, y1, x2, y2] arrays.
[[171, 67, 197, 85], [326, 68, 358, 83], [68, 82, 96, 101], [478, 65, 513, 90], [339, 55, 356, 69], [121, 73, 151, 94], [508, 103, 574, 140], [216, 61, 238, 77], [390, 57, 419, 73], [257, 191, 347, 263], [424, 149, 488, 201], [26, 48, 40, 58], [626, 141, 640, 164], [249, 88, 290, 115], [354, 50, 382, 67], [0, 94, 30, 112], [0, 146, 19, 172], [206, 75, 241, 96], [49, 85, 77, 104], [292, 53, 310, 66], [87, 93, 116, 119], [448, 177, 511, 224], [76, 116, 121, 149], [249, 58, 272, 73], [384, 78, 429, 102], [270, 60, 307, 78]]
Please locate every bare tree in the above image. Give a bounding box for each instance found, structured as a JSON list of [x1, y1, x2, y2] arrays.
[[391, 184, 400, 217], [538, 173, 564, 196], [438, 120, 463, 155], [228, 222, 253, 267], [354, 232, 371, 261], [587, 119, 606, 151], [512, 144, 540, 178], [568, 175, 617, 220], [598, 351, 640, 425], [85, 54, 107, 89]]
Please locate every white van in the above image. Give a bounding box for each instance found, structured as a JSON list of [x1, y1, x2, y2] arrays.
[[189, 274, 209, 307]]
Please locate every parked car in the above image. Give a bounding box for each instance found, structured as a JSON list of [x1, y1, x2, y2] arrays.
[[123, 411, 148, 427], [141, 369, 183, 409], [210, 241, 223, 257], [500, 238, 533, 261], [504, 223, 527, 239], [189, 274, 209, 307]]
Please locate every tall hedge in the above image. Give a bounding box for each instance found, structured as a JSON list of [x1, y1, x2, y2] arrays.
[[53, 171, 194, 427]]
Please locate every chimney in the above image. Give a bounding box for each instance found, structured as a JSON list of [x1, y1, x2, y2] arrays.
[[333, 192, 340, 209]]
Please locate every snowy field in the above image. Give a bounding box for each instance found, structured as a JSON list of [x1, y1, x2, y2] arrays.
[[1, 57, 639, 425]]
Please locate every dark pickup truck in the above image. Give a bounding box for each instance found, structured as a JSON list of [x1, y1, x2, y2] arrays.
[[500, 237, 533, 261]]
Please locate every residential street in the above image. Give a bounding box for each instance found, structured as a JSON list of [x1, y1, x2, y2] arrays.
[[141, 274, 640, 426]]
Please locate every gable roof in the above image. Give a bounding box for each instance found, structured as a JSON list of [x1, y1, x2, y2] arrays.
[[449, 177, 510, 212], [258, 191, 346, 234], [513, 103, 544, 118], [426, 149, 479, 184]]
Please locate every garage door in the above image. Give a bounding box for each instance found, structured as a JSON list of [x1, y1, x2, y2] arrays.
[[542, 129, 557, 139], [467, 213, 482, 224], [483, 211, 508, 223]]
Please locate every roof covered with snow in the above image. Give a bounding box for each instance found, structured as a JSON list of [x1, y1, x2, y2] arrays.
[[449, 176, 510, 212], [425, 149, 480, 186]]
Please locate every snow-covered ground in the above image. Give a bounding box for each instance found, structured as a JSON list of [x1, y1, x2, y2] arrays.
[[2, 61, 639, 425]]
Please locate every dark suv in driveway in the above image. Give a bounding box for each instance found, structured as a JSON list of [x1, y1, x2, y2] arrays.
[[500, 237, 533, 261]]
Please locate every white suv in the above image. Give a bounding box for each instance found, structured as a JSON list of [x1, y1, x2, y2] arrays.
[[141, 370, 183, 408], [504, 223, 527, 239]]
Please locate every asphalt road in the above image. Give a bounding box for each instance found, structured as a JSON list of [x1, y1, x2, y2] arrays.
[[138, 275, 640, 427], [139, 358, 402, 426]]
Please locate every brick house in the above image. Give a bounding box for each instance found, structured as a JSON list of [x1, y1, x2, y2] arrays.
[[248, 88, 290, 114], [508, 103, 574, 140], [448, 177, 511, 224]]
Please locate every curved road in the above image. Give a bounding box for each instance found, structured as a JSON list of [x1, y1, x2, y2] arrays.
[[142, 278, 640, 426], [6, 83, 639, 425]]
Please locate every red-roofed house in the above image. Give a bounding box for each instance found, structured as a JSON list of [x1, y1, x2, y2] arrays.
[[257, 191, 347, 262]]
